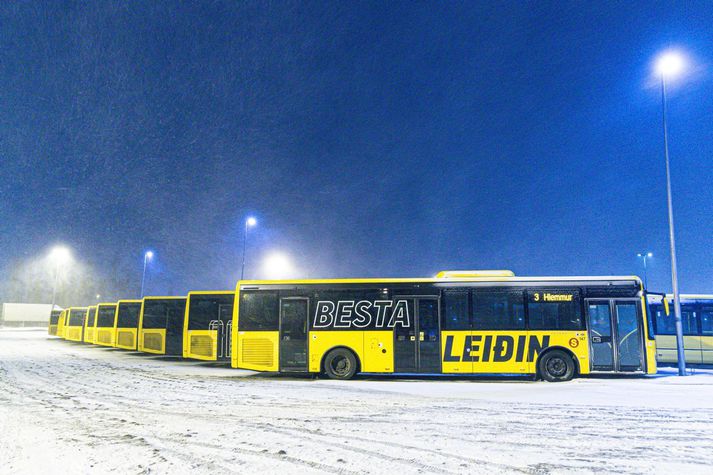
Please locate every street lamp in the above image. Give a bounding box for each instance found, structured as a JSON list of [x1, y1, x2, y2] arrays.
[[655, 49, 686, 376], [140, 250, 154, 298], [49, 246, 71, 310], [241, 216, 257, 280], [636, 252, 653, 289]]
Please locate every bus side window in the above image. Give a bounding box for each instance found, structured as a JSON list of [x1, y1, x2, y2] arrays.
[[701, 307, 713, 336], [239, 291, 279, 331], [526, 290, 582, 331], [442, 290, 469, 330], [168, 301, 187, 333], [188, 298, 216, 330], [652, 304, 673, 335], [681, 307, 699, 336], [472, 291, 525, 330]]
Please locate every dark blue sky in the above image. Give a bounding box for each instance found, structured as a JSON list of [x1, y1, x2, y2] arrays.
[[2, 1, 712, 302]]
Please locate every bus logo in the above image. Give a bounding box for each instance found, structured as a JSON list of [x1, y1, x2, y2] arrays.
[[313, 300, 410, 329]]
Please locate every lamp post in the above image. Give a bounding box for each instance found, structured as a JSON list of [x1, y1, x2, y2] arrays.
[[241, 217, 257, 280], [140, 250, 154, 298], [49, 246, 71, 310], [655, 50, 686, 376], [636, 252, 653, 289]]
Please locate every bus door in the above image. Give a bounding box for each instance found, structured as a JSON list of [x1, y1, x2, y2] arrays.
[[211, 303, 233, 359], [219, 303, 232, 359], [586, 299, 644, 372], [279, 298, 309, 372], [393, 297, 441, 373]]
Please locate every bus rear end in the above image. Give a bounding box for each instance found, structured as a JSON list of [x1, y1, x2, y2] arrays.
[[183, 291, 235, 362], [114, 300, 142, 350], [48, 310, 61, 336], [64, 308, 88, 342], [83, 306, 97, 344], [95, 303, 118, 347], [138, 297, 187, 356]]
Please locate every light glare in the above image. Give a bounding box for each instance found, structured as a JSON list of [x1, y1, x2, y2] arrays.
[[145, 251, 154, 260], [246, 216, 257, 227], [655, 51, 685, 77], [262, 252, 293, 279]]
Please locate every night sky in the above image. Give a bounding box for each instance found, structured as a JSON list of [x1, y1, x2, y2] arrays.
[[2, 1, 712, 304]]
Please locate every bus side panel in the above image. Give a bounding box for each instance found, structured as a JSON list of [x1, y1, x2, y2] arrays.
[[440, 331, 473, 373], [465, 331, 538, 374], [641, 297, 657, 374], [57, 313, 66, 338], [237, 331, 279, 371], [655, 335, 702, 364], [84, 327, 95, 344], [48, 324, 58, 336], [309, 331, 365, 373], [526, 331, 589, 375], [701, 336, 713, 365], [362, 331, 393, 373], [685, 337, 703, 364], [184, 329, 218, 361]]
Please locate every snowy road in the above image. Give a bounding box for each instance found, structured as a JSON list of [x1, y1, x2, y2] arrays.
[[1, 329, 713, 474]]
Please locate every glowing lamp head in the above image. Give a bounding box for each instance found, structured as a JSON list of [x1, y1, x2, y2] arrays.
[[145, 251, 154, 260], [647, 252, 653, 258], [656, 51, 685, 78], [246, 216, 257, 227], [49, 246, 71, 265]]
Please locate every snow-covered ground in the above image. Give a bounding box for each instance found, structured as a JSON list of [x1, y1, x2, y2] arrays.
[[1, 329, 712, 474]]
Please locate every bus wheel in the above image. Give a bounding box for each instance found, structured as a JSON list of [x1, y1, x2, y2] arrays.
[[538, 350, 576, 382], [323, 348, 358, 380]]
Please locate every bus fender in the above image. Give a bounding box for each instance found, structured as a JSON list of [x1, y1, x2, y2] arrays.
[[535, 345, 580, 377], [320, 345, 362, 374]]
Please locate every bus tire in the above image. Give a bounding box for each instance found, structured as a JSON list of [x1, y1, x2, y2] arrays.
[[538, 349, 576, 382], [323, 348, 358, 380]]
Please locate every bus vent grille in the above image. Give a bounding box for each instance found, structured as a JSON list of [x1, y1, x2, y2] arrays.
[[84, 329, 94, 343], [190, 335, 214, 357], [117, 331, 135, 348], [48, 325, 58, 336], [67, 328, 81, 341], [241, 338, 274, 367], [143, 332, 164, 352], [97, 330, 112, 345]]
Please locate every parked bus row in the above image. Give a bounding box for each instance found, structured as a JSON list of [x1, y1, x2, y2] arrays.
[[50, 270, 664, 382], [52, 292, 234, 362]]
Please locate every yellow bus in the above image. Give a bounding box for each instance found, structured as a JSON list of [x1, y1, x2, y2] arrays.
[[649, 294, 713, 365], [183, 291, 234, 362], [83, 306, 98, 344], [48, 309, 62, 336], [114, 300, 143, 350], [56, 309, 68, 338], [94, 303, 118, 347], [64, 307, 88, 342], [137, 296, 187, 356], [232, 271, 656, 381]]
